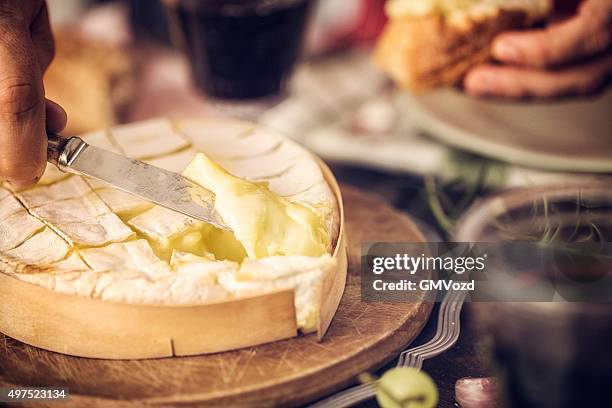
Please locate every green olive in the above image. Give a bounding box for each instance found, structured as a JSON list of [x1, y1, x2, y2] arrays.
[[376, 367, 438, 408]]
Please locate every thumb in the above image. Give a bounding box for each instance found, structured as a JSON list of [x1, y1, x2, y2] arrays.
[[0, 23, 47, 189]]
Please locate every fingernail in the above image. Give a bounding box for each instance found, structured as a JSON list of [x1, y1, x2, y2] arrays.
[[493, 39, 521, 62]]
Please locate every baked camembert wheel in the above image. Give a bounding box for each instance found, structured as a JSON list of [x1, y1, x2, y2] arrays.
[[0, 118, 346, 359]]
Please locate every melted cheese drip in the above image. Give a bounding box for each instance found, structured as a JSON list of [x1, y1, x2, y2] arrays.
[[183, 153, 330, 260], [160, 225, 247, 263]]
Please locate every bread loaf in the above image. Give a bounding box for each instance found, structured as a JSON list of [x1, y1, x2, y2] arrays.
[[374, 0, 553, 90]]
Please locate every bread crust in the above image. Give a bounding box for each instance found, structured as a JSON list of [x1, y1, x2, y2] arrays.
[[374, 9, 542, 90]]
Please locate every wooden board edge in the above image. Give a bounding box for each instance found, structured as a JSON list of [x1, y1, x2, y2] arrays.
[[317, 159, 347, 339], [0, 268, 298, 359]]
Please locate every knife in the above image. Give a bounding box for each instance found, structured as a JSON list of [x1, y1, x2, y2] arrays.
[[47, 133, 231, 231]]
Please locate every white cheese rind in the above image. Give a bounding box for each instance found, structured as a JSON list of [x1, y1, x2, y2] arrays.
[[129, 206, 201, 243], [0, 194, 24, 221], [17, 177, 92, 209], [80, 240, 172, 280], [96, 189, 153, 219], [218, 255, 335, 331], [12, 255, 97, 297], [111, 118, 189, 159], [170, 251, 232, 302], [2, 228, 70, 265], [0, 210, 45, 252], [31, 192, 134, 246], [217, 141, 303, 180], [145, 148, 198, 173], [80, 129, 121, 153], [261, 156, 328, 198]]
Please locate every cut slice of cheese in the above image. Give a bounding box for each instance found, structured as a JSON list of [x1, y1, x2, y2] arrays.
[[129, 205, 200, 241], [145, 148, 198, 173], [129, 206, 204, 257], [0, 194, 24, 221], [176, 119, 256, 152], [261, 156, 328, 197], [81, 129, 121, 152], [111, 118, 189, 159], [170, 251, 232, 301], [96, 189, 153, 221], [92, 271, 233, 305], [80, 240, 172, 280], [0, 211, 45, 252], [129, 206, 247, 262], [12, 255, 97, 298], [1, 228, 70, 265], [217, 141, 303, 180], [181, 124, 282, 160], [218, 255, 335, 332], [184, 153, 330, 259], [81, 249, 233, 305], [17, 177, 92, 209], [31, 192, 134, 246]]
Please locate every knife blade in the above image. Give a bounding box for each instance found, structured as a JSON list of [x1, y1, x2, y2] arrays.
[[47, 134, 231, 231]]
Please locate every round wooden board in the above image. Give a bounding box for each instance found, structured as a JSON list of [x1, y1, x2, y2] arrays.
[[0, 186, 433, 408]]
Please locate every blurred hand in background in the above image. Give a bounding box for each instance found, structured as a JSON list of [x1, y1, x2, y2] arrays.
[[465, 0, 612, 99], [0, 0, 66, 189]]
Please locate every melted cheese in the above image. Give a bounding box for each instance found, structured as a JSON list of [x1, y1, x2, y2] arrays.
[[183, 153, 330, 259]]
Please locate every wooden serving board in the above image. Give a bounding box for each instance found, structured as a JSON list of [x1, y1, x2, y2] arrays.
[[0, 186, 433, 408]]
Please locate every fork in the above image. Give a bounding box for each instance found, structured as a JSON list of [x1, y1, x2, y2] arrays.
[[308, 289, 466, 408]]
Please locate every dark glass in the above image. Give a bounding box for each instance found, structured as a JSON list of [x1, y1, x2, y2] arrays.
[[166, 0, 313, 100], [483, 303, 612, 408], [457, 184, 612, 408]]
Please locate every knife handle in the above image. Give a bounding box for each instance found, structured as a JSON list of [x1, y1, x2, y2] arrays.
[[47, 133, 87, 171], [47, 134, 70, 166]]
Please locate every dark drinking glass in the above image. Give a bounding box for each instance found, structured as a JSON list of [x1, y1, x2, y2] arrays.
[[457, 183, 612, 408], [165, 0, 314, 100]]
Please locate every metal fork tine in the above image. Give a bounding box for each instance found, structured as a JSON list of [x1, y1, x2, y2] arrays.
[[308, 289, 466, 408], [397, 291, 463, 366]]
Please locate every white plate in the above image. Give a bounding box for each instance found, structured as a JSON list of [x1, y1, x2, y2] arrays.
[[405, 89, 612, 173]]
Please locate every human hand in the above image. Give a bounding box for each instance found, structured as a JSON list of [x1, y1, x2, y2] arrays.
[[0, 0, 66, 189], [464, 0, 612, 99]]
